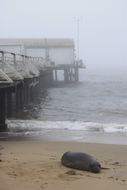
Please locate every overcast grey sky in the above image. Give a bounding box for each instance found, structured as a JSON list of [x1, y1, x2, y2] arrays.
[[0, 0, 127, 75]]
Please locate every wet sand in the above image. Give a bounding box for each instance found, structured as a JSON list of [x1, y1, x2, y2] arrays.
[[0, 140, 127, 190]]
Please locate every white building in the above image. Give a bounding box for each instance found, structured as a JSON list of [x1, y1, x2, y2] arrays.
[[0, 38, 75, 66]]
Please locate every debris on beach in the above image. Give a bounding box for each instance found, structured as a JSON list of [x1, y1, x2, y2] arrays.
[[65, 170, 77, 175]]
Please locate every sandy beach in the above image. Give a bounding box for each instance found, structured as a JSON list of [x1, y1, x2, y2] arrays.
[[0, 140, 127, 190]]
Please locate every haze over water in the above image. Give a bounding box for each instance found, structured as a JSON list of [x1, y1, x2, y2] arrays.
[[37, 71, 127, 124]]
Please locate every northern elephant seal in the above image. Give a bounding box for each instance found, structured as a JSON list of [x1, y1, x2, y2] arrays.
[[61, 151, 101, 173]]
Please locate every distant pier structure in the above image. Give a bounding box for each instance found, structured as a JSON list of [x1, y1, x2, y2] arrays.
[[0, 38, 85, 131]]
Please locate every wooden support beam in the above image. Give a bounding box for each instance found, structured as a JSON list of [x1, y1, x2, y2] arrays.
[[0, 91, 7, 131], [1, 51, 5, 70], [54, 69, 57, 81], [64, 68, 69, 82], [74, 66, 79, 82]]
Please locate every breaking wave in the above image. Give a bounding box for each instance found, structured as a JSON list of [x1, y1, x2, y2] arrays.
[[7, 119, 127, 134]]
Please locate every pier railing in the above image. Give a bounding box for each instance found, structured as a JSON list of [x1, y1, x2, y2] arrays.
[[0, 50, 53, 84]]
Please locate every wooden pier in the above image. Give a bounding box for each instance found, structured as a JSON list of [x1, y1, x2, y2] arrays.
[[0, 50, 85, 132], [0, 50, 53, 131]]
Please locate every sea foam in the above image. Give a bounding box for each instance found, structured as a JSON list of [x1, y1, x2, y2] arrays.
[[7, 119, 127, 133]]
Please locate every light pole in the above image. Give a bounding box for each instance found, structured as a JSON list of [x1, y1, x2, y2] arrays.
[[73, 17, 82, 62]]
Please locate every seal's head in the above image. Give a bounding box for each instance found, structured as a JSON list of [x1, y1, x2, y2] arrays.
[[90, 162, 101, 173]]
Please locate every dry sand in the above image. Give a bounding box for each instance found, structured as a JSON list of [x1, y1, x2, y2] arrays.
[[0, 140, 127, 190]]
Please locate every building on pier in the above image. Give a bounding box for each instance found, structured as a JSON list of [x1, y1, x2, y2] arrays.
[[0, 38, 75, 65]]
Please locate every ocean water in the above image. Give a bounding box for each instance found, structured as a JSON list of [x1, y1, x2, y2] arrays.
[[5, 70, 127, 144]]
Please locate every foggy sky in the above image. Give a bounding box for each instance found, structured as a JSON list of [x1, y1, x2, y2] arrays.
[[0, 0, 127, 76]]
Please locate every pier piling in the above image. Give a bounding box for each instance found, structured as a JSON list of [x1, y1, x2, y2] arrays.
[[0, 90, 7, 131]]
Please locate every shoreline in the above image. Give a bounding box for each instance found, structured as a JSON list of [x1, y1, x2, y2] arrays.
[[1, 128, 127, 145], [0, 139, 127, 190], [5, 119, 127, 145]]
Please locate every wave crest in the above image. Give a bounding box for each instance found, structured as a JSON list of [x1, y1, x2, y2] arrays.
[[7, 120, 127, 133]]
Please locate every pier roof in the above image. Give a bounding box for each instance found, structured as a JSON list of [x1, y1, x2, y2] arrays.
[[0, 38, 74, 48]]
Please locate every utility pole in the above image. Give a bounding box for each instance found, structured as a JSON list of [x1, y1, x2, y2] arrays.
[[45, 38, 49, 62], [73, 17, 82, 62], [77, 18, 80, 62]]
